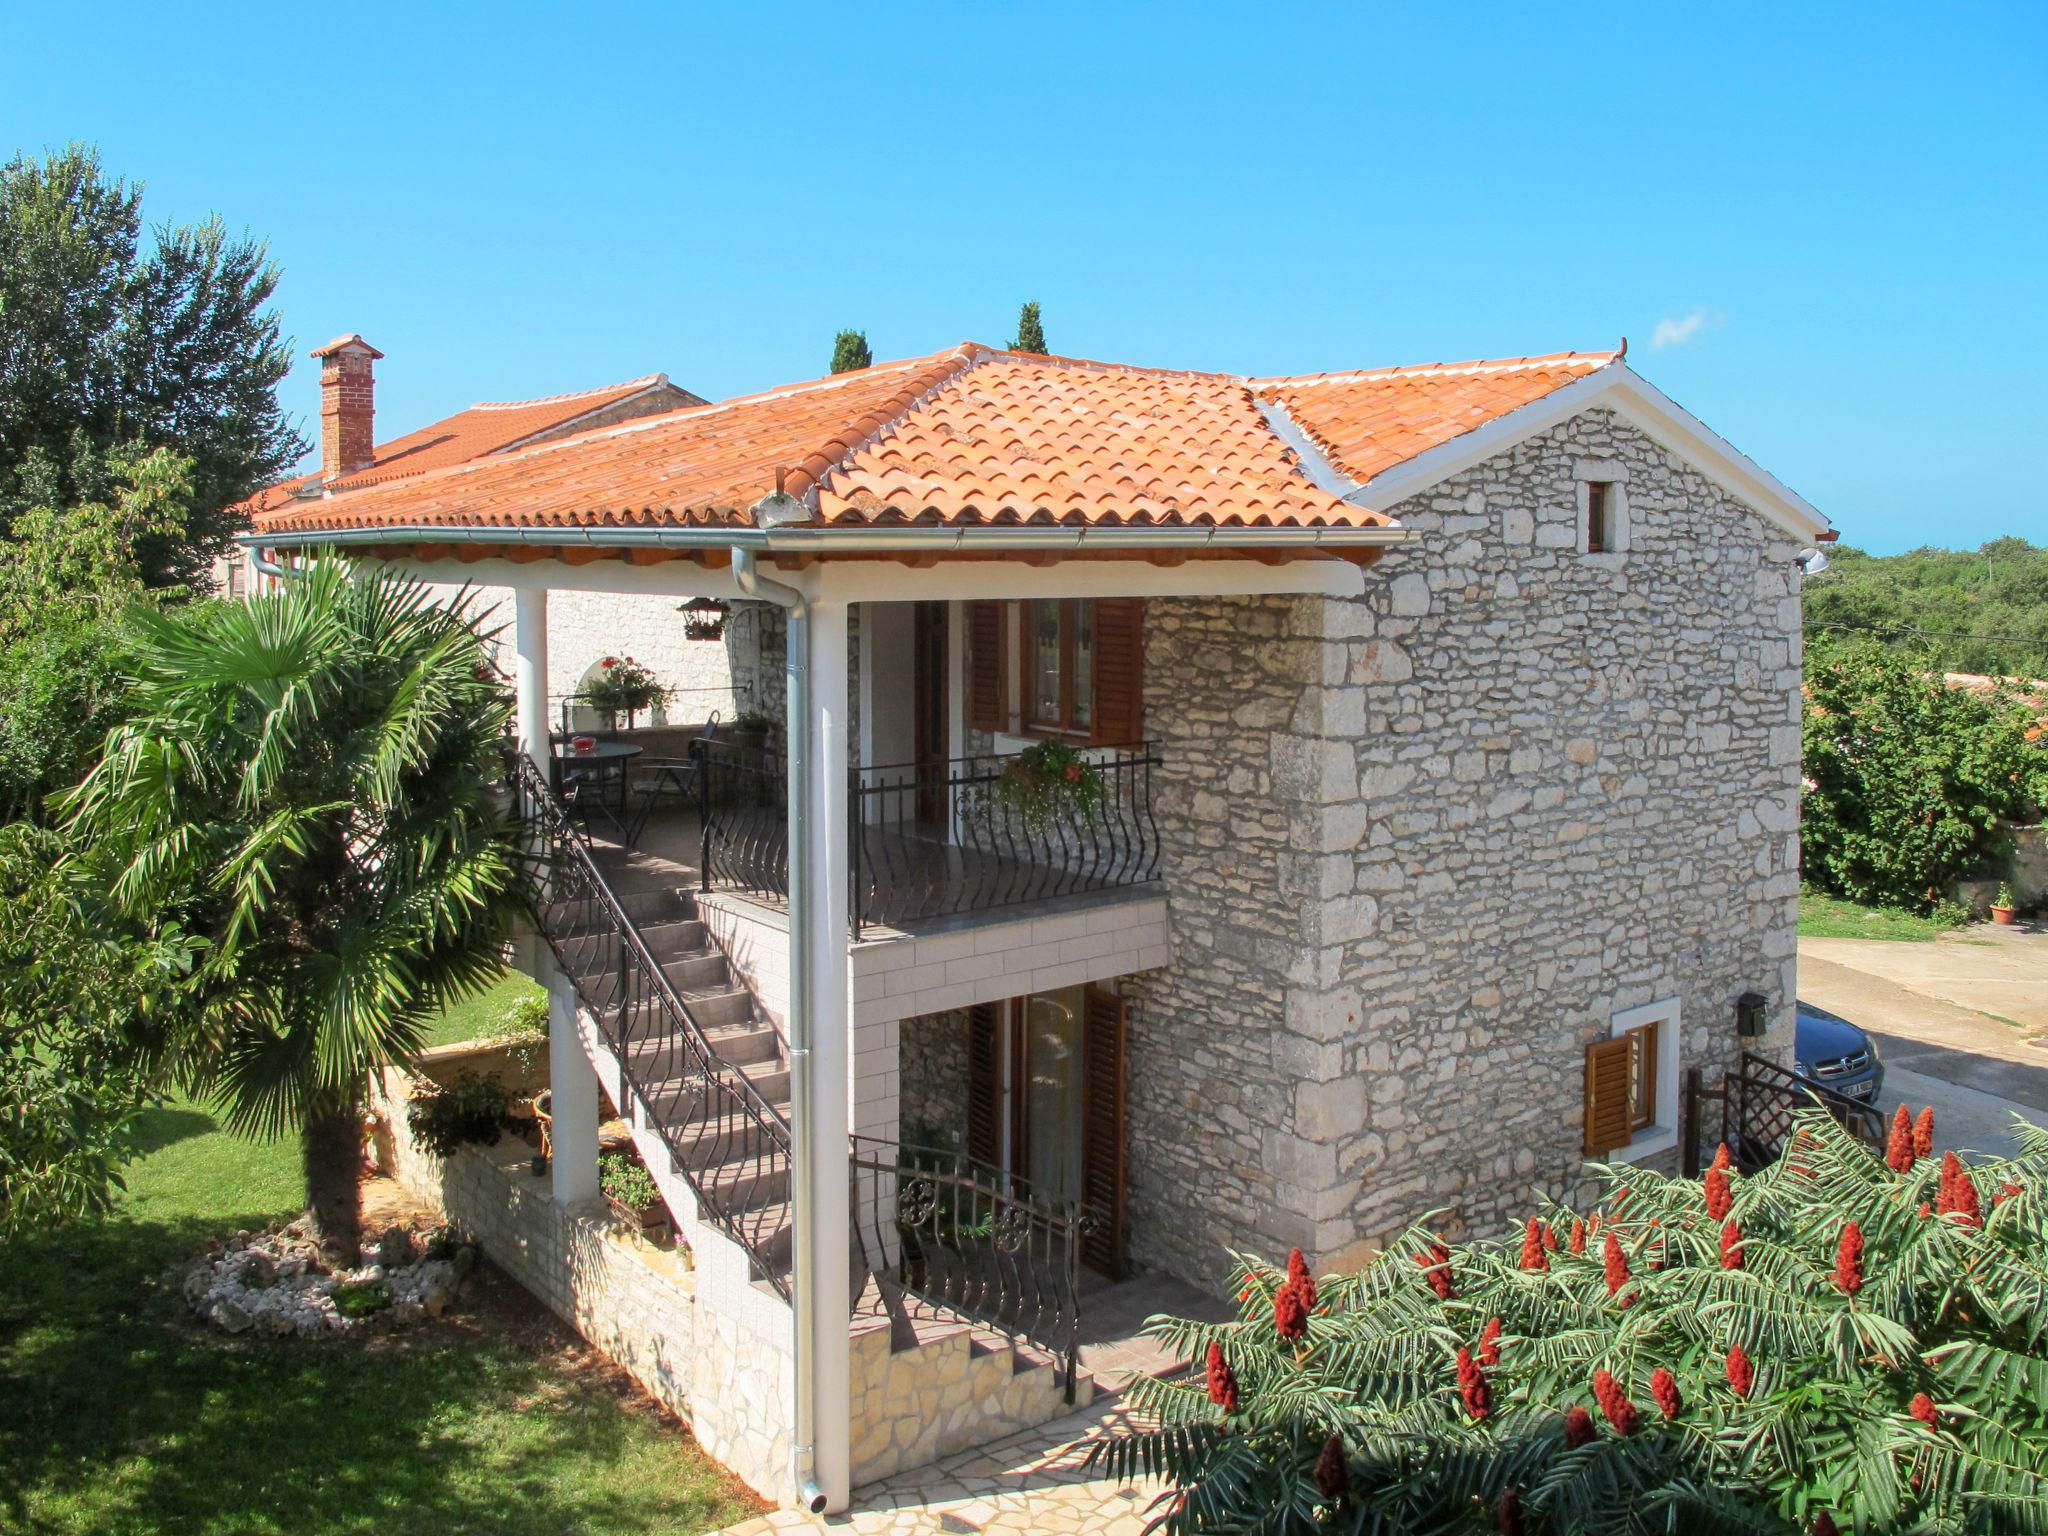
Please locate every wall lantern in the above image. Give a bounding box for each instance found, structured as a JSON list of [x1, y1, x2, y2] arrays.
[[1735, 991, 1768, 1039], [679, 597, 728, 642]]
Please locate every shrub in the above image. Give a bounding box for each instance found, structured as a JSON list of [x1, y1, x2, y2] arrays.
[[599, 1151, 660, 1210], [407, 1072, 517, 1158], [1095, 1110, 2048, 1533], [330, 1278, 390, 1318], [1802, 637, 2048, 910]]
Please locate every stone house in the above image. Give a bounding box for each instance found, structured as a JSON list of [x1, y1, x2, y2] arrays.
[[246, 335, 1830, 1511]]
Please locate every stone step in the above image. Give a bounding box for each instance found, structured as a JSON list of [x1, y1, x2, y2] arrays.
[[660, 951, 732, 994], [664, 1097, 794, 1165], [641, 1063, 791, 1124]]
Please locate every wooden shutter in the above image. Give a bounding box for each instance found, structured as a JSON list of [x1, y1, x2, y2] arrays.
[[1089, 598, 1145, 746], [966, 601, 1007, 733], [1081, 986, 1129, 1278], [1584, 1036, 1635, 1156], [965, 1003, 1001, 1166]]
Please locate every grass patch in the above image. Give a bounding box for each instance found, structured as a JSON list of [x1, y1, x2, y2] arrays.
[[0, 1094, 758, 1536], [423, 967, 544, 1050], [1799, 888, 1971, 942]]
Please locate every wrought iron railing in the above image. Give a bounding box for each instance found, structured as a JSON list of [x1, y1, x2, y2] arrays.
[[851, 743, 1162, 936], [512, 753, 794, 1296], [849, 1136, 1087, 1401], [694, 738, 789, 901], [1683, 1051, 1888, 1175]]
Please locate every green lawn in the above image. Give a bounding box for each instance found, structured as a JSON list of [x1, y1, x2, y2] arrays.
[[0, 1024, 756, 1534], [1798, 888, 1969, 942], [422, 966, 545, 1049]]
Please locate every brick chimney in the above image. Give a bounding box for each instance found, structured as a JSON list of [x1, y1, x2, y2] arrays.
[[310, 334, 384, 481]]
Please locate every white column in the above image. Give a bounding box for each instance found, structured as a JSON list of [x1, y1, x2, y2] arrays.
[[545, 961, 601, 1207], [805, 597, 853, 1512], [513, 585, 550, 761]]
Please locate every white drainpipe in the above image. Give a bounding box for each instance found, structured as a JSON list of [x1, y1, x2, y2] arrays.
[[731, 543, 832, 1516]]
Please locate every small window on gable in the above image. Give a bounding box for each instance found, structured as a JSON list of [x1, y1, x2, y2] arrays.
[[1586, 481, 1613, 554]]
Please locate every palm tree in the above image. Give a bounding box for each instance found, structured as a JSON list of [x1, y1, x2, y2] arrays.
[[64, 559, 529, 1263]]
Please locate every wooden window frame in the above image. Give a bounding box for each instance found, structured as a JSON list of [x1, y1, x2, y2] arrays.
[[1624, 1019, 1657, 1131], [1588, 998, 1680, 1161], [1022, 597, 1096, 738], [1586, 481, 1612, 554]]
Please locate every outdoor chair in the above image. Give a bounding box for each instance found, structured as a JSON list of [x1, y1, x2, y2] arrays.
[[621, 713, 720, 848]]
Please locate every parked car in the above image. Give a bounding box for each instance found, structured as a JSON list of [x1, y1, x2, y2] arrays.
[[1795, 1002, 1886, 1103]]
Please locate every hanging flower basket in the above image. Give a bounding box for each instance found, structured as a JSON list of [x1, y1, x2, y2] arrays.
[[996, 739, 1106, 833], [679, 597, 727, 642]]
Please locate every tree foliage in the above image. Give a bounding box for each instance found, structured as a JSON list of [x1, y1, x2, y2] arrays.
[[1801, 636, 2047, 911], [1807, 539, 2048, 681], [830, 328, 873, 373], [1012, 300, 1048, 354], [0, 144, 304, 589], [1097, 1111, 2048, 1534], [61, 560, 530, 1259]]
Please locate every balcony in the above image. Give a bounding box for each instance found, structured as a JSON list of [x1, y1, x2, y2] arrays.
[[565, 739, 1164, 937]]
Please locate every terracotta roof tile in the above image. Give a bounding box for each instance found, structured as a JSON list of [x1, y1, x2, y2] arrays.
[[253, 343, 1620, 539], [1253, 350, 1621, 485]]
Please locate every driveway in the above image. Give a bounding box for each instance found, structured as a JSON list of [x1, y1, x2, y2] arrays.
[[1799, 919, 2048, 1160]]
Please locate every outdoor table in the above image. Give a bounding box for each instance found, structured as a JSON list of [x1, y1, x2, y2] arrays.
[[551, 740, 643, 815]]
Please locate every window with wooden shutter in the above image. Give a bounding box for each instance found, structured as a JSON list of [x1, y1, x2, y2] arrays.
[[966, 602, 1007, 734], [1089, 597, 1144, 746], [1583, 1035, 1636, 1156], [966, 1003, 1001, 1166], [1080, 986, 1128, 1278]]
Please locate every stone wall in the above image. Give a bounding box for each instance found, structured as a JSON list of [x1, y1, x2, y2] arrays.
[[1121, 407, 1806, 1286], [898, 1009, 972, 1152], [367, 1065, 795, 1504]]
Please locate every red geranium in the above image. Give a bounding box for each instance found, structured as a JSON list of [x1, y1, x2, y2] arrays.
[[1885, 1103, 1915, 1173], [1457, 1346, 1492, 1420], [1834, 1223, 1864, 1295], [1726, 1343, 1754, 1398], [1592, 1368, 1638, 1435], [1651, 1366, 1682, 1419]]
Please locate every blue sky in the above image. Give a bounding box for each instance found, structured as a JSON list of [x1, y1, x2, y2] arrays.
[[6, 2, 2042, 554]]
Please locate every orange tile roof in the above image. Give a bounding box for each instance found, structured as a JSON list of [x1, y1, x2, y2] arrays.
[[1252, 350, 1622, 485], [253, 343, 1624, 539], [243, 373, 690, 517]]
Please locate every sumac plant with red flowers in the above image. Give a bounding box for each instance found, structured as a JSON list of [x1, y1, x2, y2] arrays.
[[1092, 1110, 2048, 1534]]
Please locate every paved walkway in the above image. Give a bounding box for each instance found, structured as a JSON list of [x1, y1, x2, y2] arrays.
[[1799, 920, 2048, 1159], [716, 1397, 1165, 1535]]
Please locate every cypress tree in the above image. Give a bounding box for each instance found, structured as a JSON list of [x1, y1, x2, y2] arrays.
[[1011, 302, 1047, 354], [830, 329, 872, 373]]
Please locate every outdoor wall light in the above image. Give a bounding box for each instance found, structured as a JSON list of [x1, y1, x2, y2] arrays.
[[1735, 991, 1768, 1038]]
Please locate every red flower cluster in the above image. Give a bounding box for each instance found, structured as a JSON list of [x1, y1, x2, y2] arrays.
[[1885, 1103, 1916, 1173], [1314, 1432, 1348, 1499], [1416, 1241, 1456, 1301], [1704, 1162, 1733, 1221], [1909, 1391, 1939, 1430], [1913, 1106, 1936, 1160], [1519, 1218, 1550, 1272], [1541, 1222, 1559, 1252], [1562, 1405, 1596, 1448], [1205, 1341, 1239, 1412], [1720, 1220, 1745, 1271], [1457, 1346, 1492, 1420], [1602, 1232, 1633, 1305], [1997, 1181, 2023, 1207], [1592, 1368, 1638, 1435], [1273, 1249, 1318, 1340], [1726, 1343, 1754, 1398], [1286, 1248, 1319, 1313], [1938, 1152, 1981, 1226], [1833, 1223, 1865, 1295], [1479, 1316, 1503, 1367], [1651, 1366, 1683, 1420], [1813, 1514, 1840, 1536], [1568, 1219, 1587, 1256], [1496, 1488, 1525, 1536]]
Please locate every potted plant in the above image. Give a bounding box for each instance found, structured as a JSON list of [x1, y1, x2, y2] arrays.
[[679, 597, 727, 642], [725, 708, 774, 755], [582, 656, 667, 731], [995, 739, 1106, 833], [600, 1150, 668, 1238], [1991, 881, 2018, 925]]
